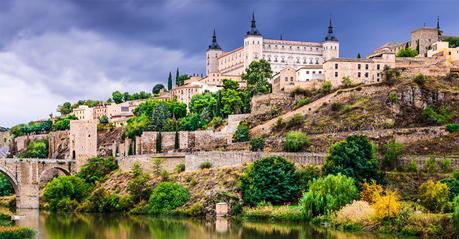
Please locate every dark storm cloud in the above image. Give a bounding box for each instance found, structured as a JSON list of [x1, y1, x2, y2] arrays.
[[0, 0, 458, 127]]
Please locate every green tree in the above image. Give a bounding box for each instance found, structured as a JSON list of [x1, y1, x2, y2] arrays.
[[323, 135, 383, 185], [233, 122, 250, 142], [149, 182, 190, 214], [128, 164, 152, 203], [124, 114, 149, 139], [190, 92, 217, 120], [19, 140, 48, 158], [149, 104, 172, 131], [397, 47, 418, 57], [57, 102, 73, 115], [444, 37, 459, 48], [156, 131, 162, 153], [240, 156, 299, 206], [99, 115, 109, 124], [383, 140, 404, 169], [175, 68, 180, 86], [112, 91, 123, 104], [152, 84, 165, 94], [250, 137, 265, 152], [221, 89, 243, 116], [44, 176, 90, 211], [300, 174, 358, 219], [168, 71, 173, 90], [77, 157, 118, 184], [341, 76, 352, 87], [321, 80, 332, 92], [0, 174, 13, 196], [284, 131, 310, 152], [241, 60, 272, 96], [357, 53, 361, 58]]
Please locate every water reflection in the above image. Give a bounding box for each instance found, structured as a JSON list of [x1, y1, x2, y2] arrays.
[[16, 211, 398, 239]]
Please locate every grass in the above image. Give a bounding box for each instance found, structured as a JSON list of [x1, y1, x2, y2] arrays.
[[242, 205, 305, 222], [0, 226, 35, 239]]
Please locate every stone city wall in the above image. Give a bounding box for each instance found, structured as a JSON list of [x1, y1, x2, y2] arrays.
[[13, 134, 49, 153], [116, 153, 186, 174], [399, 155, 459, 169]]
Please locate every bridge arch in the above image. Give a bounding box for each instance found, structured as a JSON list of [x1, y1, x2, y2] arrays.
[[38, 166, 71, 187], [0, 165, 19, 195]]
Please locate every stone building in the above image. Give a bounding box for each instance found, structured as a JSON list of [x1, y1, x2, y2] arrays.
[[69, 120, 97, 171], [73, 105, 94, 120], [272, 66, 324, 93], [323, 53, 396, 87], [206, 13, 339, 76], [428, 41, 459, 63]]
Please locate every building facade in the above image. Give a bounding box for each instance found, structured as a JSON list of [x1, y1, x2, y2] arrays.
[[206, 14, 339, 76]]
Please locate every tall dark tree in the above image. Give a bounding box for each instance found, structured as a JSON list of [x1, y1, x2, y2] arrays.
[[175, 68, 180, 86], [241, 60, 273, 96], [167, 72, 173, 90], [152, 84, 165, 94], [156, 131, 162, 153], [357, 53, 361, 59], [416, 40, 420, 54]]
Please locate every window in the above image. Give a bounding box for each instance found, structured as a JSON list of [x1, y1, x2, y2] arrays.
[[335, 63, 339, 69], [285, 77, 288, 82], [377, 64, 380, 70], [319, 71, 322, 74], [290, 77, 294, 81], [306, 71, 310, 74], [365, 64, 369, 70], [358, 72, 361, 78], [365, 72, 369, 77], [358, 64, 361, 70], [312, 71, 316, 74], [335, 72, 338, 77]]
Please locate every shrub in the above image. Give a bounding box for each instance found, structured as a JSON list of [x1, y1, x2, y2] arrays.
[[453, 196, 459, 231], [44, 176, 90, 211], [372, 190, 401, 219], [160, 170, 169, 181], [383, 140, 404, 169], [360, 181, 383, 204], [397, 47, 418, 57], [199, 162, 212, 169], [334, 201, 376, 226], [152, 158, 163, 176], [272, 117, 285, 131], [454, 169, 459, 180], [184, 202, 204, 217], [243, 205, 304, 222], [128, 164, 151, 203], [175, 163, 185, 173], [422, 106, 452, 125], [99, 115, 109, 124], [240, 156, 299, 206], [439, 159, 452, 173], [250, 137, 265, 152], [208, 116, 224, 129], [341, 76, 353, 87], [323, 135, 383, 185], [0, 174, 13, 197], [321, 81, 332, 92], [440, 178, 459, 200], [148, 182, 190, 214], [388, 91, 398, 103], [414, 74, 427, 85], [425, 157, 437, 173], [0, 226, 35, 239], [294, 97, 311, 109], [300, 174, 358, 219], [418, 180, 450, 213], [407, 160, 418, 172], [286, 113, 304, 128], [18, 140, 48, 158], [87, 189, 133, 213], [447, 123, 459, 133], [284, 131, 310, 152], [77, 157, 118, 184], [233, 121, 250, 142], [297, 165, 321, 192]]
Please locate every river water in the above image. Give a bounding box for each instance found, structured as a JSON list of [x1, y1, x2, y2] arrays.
[[14, 210, 399, 239]]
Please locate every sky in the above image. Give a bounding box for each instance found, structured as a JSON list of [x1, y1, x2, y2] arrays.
[[0, 0, 457, 127]]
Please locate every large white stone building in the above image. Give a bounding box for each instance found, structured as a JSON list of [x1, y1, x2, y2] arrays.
[[206, 13, 340, 76]]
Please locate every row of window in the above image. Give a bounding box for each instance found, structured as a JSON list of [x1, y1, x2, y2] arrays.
[[334, 63, 382, 70], [265, 55, 322, 64], [334, 72, 381, 78], [265, 44, 322, 52]]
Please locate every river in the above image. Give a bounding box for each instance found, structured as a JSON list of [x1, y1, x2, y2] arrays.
[[13, 210, 399, 239]]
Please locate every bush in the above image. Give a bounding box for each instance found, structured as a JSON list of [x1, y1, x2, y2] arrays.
[[0, 174, 13, 197], [272, 117, 285, 131], [199, 162, 212, 169], [321, 80, 332, 92], [183, 202, 204, 217], [86, 189, 133, 213], [341, 76, 353, 87], [323, 135, 383, 185], [447, 123, 459, 133], [397, 47, 418, 57], [294, 98, 311, 109], [148, 182, 190, 214], [284, 131, 310, 152], [250, 137, 265, 152], [425, 157, 437, 173], [175, 163, 185, 173], [383, 140, 404, 169], [208, 116, 224, 129], [78, 157, 118, 184], [407, 160, 418, 172], [44, 176, 90, 211], [18, 140, 48, 158], [152, 158, 163, 176], [440, 178, 459, 200], [334, 201, 376, 227], [439, 159, 452, 173], [240, 156, 299, 206], [0, 226, 35, 239], [128, 164, 151, 203], [422, 106, 452, 125], [243, 205, 304, 222], [233, 121, 250, 142], [388, 91, 398, 103], [360, 181, 383, 204], [414, 74, 427, 85], [297, 165, 321, 192], [418, 180, 450, 213], [453, 196, 459, 231], [372, 190, 401, 219], [300, 174, 358, 219], [286, 114, 304, 128]]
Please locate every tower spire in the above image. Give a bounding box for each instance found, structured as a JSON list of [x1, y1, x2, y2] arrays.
[[208, 29, 221, 50], [436, 16, 440, 30], [325, 18, 338, 41], [247, 12, 261, 36]]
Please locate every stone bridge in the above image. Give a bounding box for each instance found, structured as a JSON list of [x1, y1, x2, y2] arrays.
[[0, 158, 75, 209]]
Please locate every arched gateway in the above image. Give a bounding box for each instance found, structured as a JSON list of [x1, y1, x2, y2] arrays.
[[0, 158, 75, 209]]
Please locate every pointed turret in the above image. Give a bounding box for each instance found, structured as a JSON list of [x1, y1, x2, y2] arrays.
[[436, 16, 440, 30], [246, 12, 261, 36], [324, 18, 338, 42], [208, 29, 222, 50]]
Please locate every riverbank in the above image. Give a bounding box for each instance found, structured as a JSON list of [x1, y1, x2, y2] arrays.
[[0, 207, 35, 239]]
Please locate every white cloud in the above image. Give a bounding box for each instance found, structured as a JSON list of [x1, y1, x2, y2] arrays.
[[0, 29, 202, 127]]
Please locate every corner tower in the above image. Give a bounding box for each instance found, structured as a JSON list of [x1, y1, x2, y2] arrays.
[[206, 29, 223, 75], [243, 12, 264, 69], [322, 19, 340, 61]]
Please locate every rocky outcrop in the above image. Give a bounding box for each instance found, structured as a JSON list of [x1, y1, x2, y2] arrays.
[[97, 127, 124, 157]]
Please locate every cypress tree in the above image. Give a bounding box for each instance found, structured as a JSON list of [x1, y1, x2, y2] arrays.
[[156, 131, 162, 153], [174, 131, 180, 150], [416, 40, 420, 54], [167, 72, 172, 91], [175, 68, 180, 86], [357, 53, 361, 59]]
